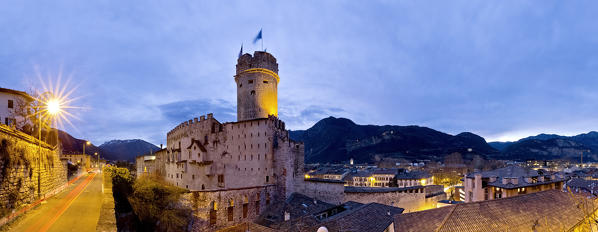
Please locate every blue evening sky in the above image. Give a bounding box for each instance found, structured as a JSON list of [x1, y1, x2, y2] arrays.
[[2, 1, 598, 146]]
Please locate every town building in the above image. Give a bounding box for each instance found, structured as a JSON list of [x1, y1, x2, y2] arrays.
[[61, 153, 92, 169], [396, 170, 433, 188], [343, 171, 374, 187], [0, 87, 33, 127], [135, 155, 156, 178], [157, 51, 305, 231], [463, 165, 566, 202], [371, 169, 398, 187], [306, 168, 348, 181], [394, 190, 598, 232]]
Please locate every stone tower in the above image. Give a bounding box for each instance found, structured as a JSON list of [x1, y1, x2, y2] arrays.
[[235, 51, 279, 121]]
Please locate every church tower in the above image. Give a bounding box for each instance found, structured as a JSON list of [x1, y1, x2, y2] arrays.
[[235, 51, 279, 121]]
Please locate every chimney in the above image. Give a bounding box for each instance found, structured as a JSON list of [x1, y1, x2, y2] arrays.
[[200, 116, 206, 121], [160, 144, 163, 149], [194, 117, 198, 123], [207, 113, 213, 119]]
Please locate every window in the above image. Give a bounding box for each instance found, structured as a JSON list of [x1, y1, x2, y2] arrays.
[[239, 84, 242, 87], [266, 176, 269, 183], [218, 175, 225, 187], [227, 199, 234, 221], [248, 80, 254, 84], [243, 196, 249, 218], [250, 90, 255, 95], [7, 100, 13, 109], [263, 80, 268, 84], [210, 201, 218, 225]]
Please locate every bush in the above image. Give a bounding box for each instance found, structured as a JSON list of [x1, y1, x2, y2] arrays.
[[128, 176, 190, 232]]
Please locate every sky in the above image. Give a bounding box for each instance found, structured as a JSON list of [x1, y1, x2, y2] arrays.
[[2, 1, 598, 146]]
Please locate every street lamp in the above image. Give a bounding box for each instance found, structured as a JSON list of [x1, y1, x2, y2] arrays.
[[35, 91, 62, 198]]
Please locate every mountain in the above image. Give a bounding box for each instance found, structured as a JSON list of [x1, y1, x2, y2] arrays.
[[98, 139, 160, 161], [42, 129, 101, 155], [289, 117, 498, 163], [490, 131, 598, 161]]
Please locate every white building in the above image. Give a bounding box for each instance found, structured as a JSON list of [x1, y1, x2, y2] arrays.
[[0, 87, 33, 127]]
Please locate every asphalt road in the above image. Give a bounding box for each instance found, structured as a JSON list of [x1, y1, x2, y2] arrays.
[[6, 172, 103, 232]]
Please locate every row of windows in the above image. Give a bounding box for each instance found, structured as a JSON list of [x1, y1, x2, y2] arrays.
[[237, 143, 269, 151], [238, 153, 268, 161], [232, 131, 268, 140], [239, 79, 269, 88], [209, 193, 271, 225]]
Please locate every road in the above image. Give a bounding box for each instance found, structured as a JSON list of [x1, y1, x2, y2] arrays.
[[6, 172, 104, 232]]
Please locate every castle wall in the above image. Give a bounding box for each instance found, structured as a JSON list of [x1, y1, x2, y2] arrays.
[[182, 185, 277, 231], [301, 180, 345, 204], [0, 124, 67, 216], [343, 190, 426, 213]]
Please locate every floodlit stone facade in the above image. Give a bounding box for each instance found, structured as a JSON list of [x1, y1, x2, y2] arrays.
[[159, 51, 304, 230]]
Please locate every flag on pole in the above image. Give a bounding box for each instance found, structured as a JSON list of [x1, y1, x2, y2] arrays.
[[238, 43, 243, 58], [253, 29, 262, 44]]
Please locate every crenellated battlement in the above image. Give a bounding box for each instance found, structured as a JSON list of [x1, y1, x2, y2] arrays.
[[236, 51, 278, 75], [167, 113, 221, 139]]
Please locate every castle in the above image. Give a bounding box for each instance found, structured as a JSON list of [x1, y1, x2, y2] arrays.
[[160, 51, 305, 230]]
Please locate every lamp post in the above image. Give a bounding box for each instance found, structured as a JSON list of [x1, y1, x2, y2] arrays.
[[83, 141, 90, 169], [94, 152, 99, 169], [36, 91, 61, 198]]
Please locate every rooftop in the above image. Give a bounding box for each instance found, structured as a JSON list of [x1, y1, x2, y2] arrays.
[[394, 190, 596, 232]]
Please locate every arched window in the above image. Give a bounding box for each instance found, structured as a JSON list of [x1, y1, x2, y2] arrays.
[[243, 196, 249, 218], [227, 199, 234, 221], [250, 90, 256, 95], [210, 201, 218, 225]]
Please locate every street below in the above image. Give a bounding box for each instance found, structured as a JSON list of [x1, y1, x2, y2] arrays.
[[6, 172, 103, 232]]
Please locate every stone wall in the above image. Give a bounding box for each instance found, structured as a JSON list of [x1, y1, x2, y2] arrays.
[[183, 185, 277, 231], [300, 179, 345, 204], [343, 189, 426, 213], [0, 124, 66, 216]]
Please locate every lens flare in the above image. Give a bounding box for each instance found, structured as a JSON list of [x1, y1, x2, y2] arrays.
[[29, 68, 84, 132], [47, 99, 61, 115]]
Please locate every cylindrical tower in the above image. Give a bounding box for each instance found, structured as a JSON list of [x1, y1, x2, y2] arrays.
[[235, 51, 279, 121]]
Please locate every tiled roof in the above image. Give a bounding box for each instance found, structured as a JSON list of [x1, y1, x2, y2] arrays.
[[396, 170, 431, 179], [567, 178, 598, 195], [216, 222, 277, 232], [466, 165, 537, 178], [394, 190, 597, 232], [304, 178, 345, 184], [256, 193, 335, 227], [344, 186, 424, 193], [272, 202, 404, 232]]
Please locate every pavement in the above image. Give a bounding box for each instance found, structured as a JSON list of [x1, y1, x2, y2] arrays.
[[5, 172, 104, 232]]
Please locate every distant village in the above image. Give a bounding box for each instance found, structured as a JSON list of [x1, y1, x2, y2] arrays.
[[2, 51, 598, 231]]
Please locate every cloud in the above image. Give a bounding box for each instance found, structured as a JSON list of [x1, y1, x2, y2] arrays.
[[158, 99, 236, 124], [2, 1, 598, 145]]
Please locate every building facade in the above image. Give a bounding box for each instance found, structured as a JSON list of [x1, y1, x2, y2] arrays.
[[0, 87, 33, 127], [160, 51, 305, 230], [463, 165, 566, 203], [61, 154, 92, 169]]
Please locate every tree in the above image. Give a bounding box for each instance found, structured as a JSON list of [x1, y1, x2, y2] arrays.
[[128, 176, 190, 232]]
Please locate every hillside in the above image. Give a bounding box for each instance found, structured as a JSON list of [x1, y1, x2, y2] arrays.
[[289, 117, 498, 163], [489, 132, 598, 161], [98, 139, 160, 161]]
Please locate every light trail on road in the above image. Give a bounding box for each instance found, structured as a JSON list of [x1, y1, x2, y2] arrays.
[[24, 173, 96, 232]]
